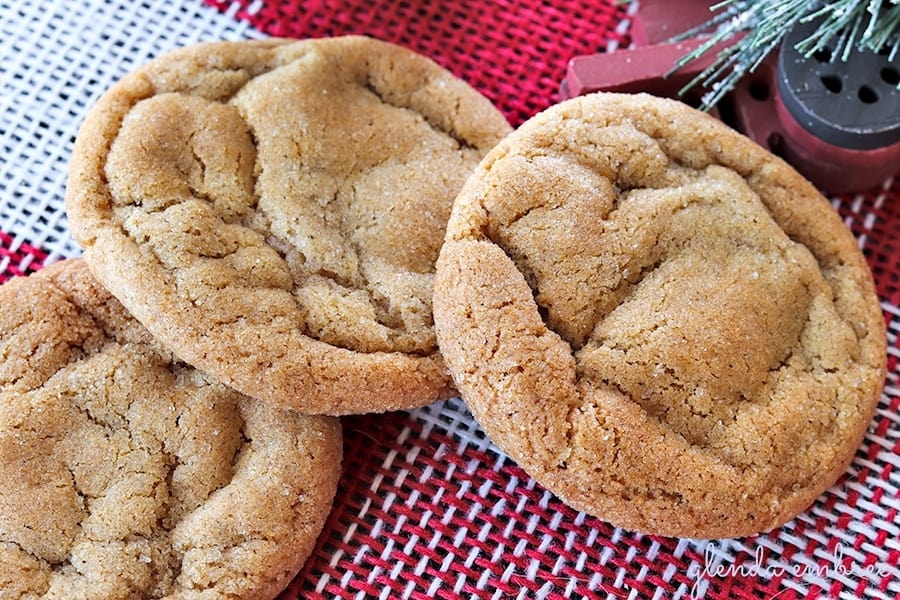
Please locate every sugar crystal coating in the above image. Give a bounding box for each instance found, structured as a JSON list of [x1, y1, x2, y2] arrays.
[[66, 37, 512, 415], [0, 260, 342, 598], [434, 93, 886, 538]]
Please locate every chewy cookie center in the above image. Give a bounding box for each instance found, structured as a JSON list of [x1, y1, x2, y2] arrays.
[[105, 45, 484, 356], [0, 345, 247, 596], [483, 147, 833, 448]]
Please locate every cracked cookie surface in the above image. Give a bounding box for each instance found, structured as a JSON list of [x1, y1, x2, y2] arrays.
[[66, 36, 511, 415], [433, 93, 887, 538], [0, 259, 342, 598]]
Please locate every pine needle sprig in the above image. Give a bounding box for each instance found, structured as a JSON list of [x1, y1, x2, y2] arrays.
[[656, 0, 900, 110]]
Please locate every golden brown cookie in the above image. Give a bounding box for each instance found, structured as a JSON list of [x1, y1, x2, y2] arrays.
[[433, 92, 887, 539], [0, 259, 342, 598], [65, 36, 511, 415]]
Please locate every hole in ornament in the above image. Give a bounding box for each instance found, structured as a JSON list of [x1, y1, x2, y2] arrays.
[[858, 85, 878, 103], [749, 80, 769, 101], [882, 67, 900, 85], [814, 47, 833, 63], [821, 75, 842, 93], [716, 94, 738, 130]]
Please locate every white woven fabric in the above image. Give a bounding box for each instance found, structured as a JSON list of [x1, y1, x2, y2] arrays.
[[0, 0, 261, 264]]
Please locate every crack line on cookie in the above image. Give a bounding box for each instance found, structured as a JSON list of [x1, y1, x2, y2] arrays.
[[363, 70, 477, 152], [479, 164, 832, 469]]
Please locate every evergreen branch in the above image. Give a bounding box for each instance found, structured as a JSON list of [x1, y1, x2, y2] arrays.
[[624, 0, 900, 110]]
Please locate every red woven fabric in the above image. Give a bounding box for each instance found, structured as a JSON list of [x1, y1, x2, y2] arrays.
[[0, 231, 46, 284]]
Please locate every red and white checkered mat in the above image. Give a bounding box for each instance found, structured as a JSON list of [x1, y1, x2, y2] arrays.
[[1, 1, 898, 598]]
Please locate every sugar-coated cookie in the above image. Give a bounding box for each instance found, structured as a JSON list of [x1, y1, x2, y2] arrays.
[[433, 92, 887, 538], [0, 259, 342, 597], [66, 37, 512, 415]]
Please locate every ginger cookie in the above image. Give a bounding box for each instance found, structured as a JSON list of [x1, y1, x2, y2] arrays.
[[433, 92, 887, 539], [0, 259, 342, 598], [66, 37, 511, 415]]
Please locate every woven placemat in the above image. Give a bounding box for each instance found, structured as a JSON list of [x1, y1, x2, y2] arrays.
[[1, 1, 898, 598]]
